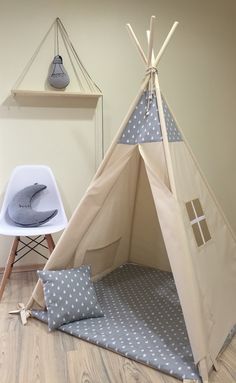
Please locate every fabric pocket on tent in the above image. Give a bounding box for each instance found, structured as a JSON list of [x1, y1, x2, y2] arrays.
[[83, 238, 121, 277]]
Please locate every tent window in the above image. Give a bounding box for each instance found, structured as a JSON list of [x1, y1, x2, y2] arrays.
[[186, 199, 211, 247]]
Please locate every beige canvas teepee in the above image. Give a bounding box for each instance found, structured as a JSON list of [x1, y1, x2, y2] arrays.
[[26, 16, 236, 382]]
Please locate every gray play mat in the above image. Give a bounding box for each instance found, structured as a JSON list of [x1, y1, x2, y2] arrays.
[[31, 264, 200, 381]]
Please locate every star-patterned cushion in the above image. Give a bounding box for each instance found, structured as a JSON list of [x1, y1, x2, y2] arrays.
[[37, 266, 104, 331]]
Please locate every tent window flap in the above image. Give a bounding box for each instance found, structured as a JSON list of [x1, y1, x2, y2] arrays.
[[186, 199, 211, 247]]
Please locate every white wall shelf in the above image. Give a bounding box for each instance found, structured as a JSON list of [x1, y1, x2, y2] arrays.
[[11, 89, 102, 99], [10, 17, 104, 169]]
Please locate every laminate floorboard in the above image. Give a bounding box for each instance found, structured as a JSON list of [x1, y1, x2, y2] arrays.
[[0, 271, 235, 383]]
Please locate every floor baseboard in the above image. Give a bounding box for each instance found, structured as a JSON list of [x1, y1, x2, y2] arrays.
[[0, 264, 44, 274]]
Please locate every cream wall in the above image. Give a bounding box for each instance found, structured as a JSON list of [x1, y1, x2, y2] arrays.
[[0, 0, 235, 267]]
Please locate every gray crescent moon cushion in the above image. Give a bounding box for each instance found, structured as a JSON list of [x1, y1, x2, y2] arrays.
[[7, 184, 58, 227]]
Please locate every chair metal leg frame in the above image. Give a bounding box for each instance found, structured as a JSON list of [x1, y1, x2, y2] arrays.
[[0, 234, 55, 301], [14, 236, 50, 264]]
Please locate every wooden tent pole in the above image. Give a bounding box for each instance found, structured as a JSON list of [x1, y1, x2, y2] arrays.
[[126, 24, 147, 65], [147, 16, 156, 67], [154, 21, 179, 67], [149, 21, 179, 198], [154, 74, 177, 198], [146, 31, 155, 65], [147, 28, 176, 196], [149, 21, 179, 197]]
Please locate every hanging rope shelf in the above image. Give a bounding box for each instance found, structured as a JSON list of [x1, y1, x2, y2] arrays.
[[11, 17, 102, 99]]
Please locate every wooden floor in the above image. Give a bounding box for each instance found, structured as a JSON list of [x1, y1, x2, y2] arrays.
[[0, 271, 236, 383]]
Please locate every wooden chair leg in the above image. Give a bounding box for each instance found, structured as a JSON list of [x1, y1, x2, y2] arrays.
[[0, 236, 20, 301], [45, 234, 55, 254]]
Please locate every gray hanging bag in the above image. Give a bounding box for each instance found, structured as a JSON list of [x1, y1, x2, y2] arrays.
[[48, 55, 70, 89]]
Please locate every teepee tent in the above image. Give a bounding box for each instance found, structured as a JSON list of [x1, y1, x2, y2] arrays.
[[25, 17, 236, 382]]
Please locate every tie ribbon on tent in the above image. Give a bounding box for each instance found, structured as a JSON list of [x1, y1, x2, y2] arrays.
[[145, 66, 158, 114], [145, 66, 158, 77], [9, 302, 31, 325]]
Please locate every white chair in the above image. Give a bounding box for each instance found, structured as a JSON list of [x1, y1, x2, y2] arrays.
[[0, 165, 68, 300]]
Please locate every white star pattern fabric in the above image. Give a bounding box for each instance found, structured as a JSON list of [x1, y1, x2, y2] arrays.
[[37, 266, 104, 331], [33, 264, 200, 381], [118, 92, 182, 144]]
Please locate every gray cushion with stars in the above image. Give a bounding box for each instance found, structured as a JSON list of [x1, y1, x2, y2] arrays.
[[37, 266, 104, 331]]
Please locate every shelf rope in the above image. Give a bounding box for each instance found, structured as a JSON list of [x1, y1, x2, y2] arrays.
[[12, 17, 102, 95]]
